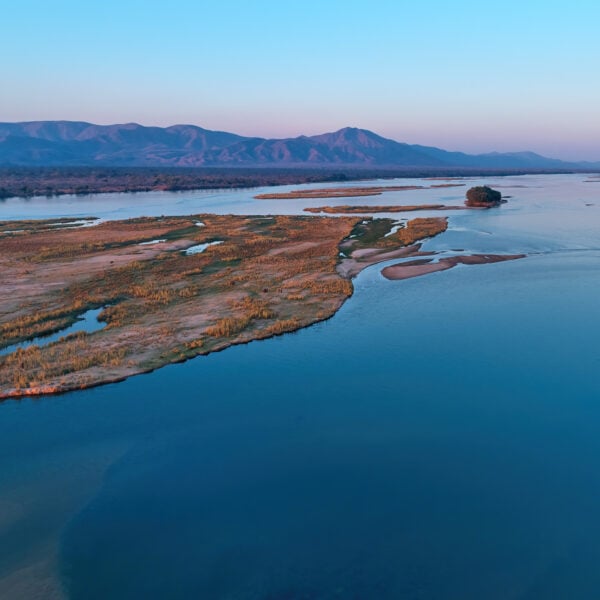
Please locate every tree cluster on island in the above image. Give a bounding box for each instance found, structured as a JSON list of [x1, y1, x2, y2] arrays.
[[465, 186, 505, 207]]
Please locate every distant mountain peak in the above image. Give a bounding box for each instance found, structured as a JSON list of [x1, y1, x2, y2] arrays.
[[0, 120, 596, 170]]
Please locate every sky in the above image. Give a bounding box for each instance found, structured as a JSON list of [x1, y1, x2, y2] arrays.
[[2, 0, 599, 160]]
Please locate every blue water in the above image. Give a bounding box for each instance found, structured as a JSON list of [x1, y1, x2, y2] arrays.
[[0, 308, 106, 356], [0, 174, 599, 598]]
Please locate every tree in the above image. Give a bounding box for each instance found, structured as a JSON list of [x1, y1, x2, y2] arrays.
[[465, 186, 503, 207]]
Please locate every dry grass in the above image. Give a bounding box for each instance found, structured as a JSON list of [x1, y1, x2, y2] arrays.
[[5, 332, 128, 391], [335, 217, 449, 278], [0, 214, 362, 397], [0, 212, 450, 398], [1, 300, 94, 344], [304, 204, 463, 214], [256, 183, 464, 200], [395, 217, 448, 245], [255, 185, 425, 199]]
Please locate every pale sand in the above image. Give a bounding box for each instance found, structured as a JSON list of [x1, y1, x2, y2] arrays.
[[381, 254, 526, 280]]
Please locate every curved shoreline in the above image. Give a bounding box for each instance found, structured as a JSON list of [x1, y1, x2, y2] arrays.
[[0, 211, 517, 401], [1, 213, 425, 400]]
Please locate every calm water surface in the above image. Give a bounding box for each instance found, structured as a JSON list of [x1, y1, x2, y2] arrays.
[[0, 308, 106, 356], [0, 174, 599, 599]]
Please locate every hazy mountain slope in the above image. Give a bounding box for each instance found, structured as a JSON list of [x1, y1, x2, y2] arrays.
[[0, 121, 596, 169]]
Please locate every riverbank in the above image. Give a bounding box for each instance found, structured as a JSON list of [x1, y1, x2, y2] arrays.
[[1, 166, 585, 201], [0, 213, 450, 399]]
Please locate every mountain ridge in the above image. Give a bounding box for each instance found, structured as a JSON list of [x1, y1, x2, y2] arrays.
[[0, 121, 597, 170]]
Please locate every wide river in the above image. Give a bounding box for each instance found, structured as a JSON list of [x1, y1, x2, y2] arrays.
[[0, 174, 599, 599]]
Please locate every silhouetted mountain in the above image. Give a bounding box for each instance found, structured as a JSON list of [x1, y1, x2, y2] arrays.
[[0, 121, 597, 170]]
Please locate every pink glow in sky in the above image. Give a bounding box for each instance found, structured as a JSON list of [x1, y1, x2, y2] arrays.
[[2, 1, 599, 161]]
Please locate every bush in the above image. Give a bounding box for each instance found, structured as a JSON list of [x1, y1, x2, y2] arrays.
[[465, 186, 503, 207]]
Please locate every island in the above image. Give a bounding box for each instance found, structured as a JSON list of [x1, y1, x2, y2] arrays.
[[254, 183, 464, 200], [304, 204, 465, 214], [465, 186, 505, 207], [381, 254, 526, 280], [0, 213, 448, 399]]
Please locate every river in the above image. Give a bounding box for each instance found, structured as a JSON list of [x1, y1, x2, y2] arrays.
[[0, 174, 599, 598]]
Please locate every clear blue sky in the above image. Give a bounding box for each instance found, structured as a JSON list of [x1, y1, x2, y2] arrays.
[[2, 0, 599, 160]]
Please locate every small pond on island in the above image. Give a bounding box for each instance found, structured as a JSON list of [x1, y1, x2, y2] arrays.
[[0, 307, 106, 356]]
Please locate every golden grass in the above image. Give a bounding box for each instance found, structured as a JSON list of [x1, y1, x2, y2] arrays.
[[0, 214, 362, 397], [0, 212, 450, 398], [395, 217, 448, 245], [304, 204, 463, 214], [255, 186, 425, 199], [255, 183, 464, 200], [5, 332, 128, 391]]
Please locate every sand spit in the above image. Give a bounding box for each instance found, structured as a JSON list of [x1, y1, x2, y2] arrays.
[[255, 184, 464, 200], [381, 254, 526, 280]]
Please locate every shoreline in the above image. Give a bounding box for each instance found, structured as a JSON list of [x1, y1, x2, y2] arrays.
[[381, 253, 526, 280], [304, 204, 469, 214], [2, 213, 443, 400], [0, 167, 589, 201], [0, 210, 524, 401]]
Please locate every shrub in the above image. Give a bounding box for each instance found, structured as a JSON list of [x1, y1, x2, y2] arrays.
[[465, 186, 503, 207]]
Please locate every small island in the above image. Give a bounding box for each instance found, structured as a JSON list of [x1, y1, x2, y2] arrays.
[[255, 185, 426, 199], [254, 183, 465, 200], [465, 186, 505, 207], [304, 204, 465, 214]]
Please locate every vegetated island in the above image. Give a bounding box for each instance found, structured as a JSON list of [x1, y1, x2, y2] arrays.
[[304, 204, 466, 214], [0, 213, 448, 399], [254, 184, 464, 200], [465, 186, 505, 207], [337, 217, 449, 278], [270, 184, 507, 213]]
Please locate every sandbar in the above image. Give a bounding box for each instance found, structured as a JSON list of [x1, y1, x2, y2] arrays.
[[381, 254, 526, 280]]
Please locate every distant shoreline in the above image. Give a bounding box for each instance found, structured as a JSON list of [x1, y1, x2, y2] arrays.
[[0, 166, 591, 201]]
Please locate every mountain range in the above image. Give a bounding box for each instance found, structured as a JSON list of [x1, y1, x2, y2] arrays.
[[0, 121, 598, 170]]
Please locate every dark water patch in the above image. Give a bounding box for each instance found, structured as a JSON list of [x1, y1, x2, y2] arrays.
[[54, 253, 600, 599]]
